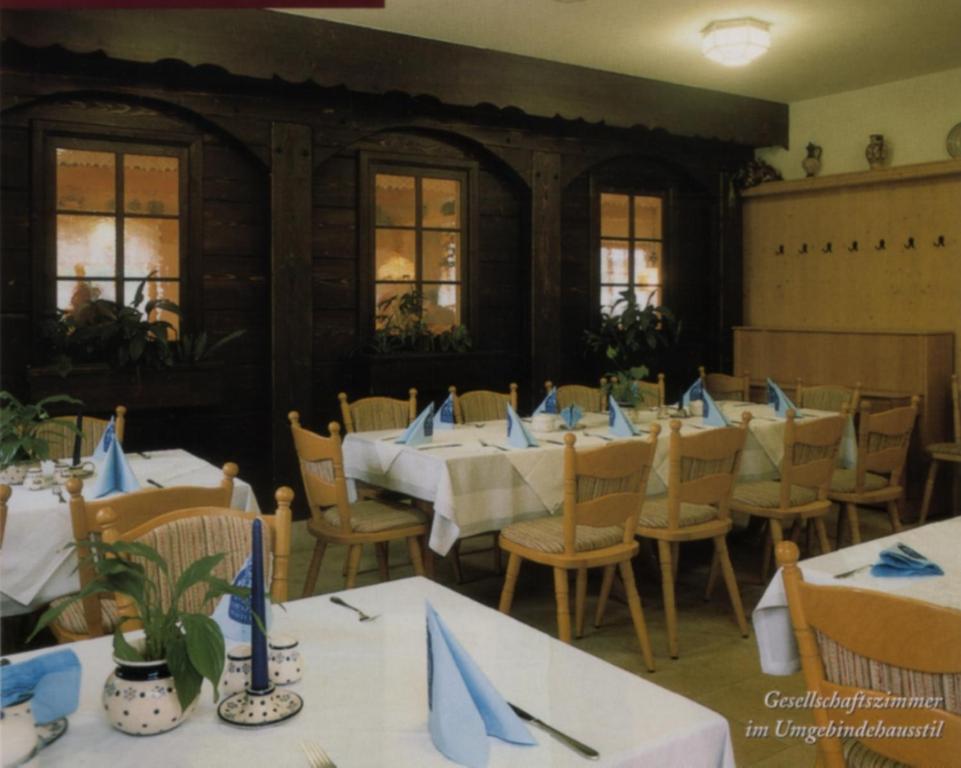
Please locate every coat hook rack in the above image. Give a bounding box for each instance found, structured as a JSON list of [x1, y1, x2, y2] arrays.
[[822, 242, 833, 254], [934, 235, 946, 248], [775, 244, 784, 255], [798, 242, 808, 254], [875, 238, 886, 251], [904, 236, 916, 250], [848, 240, 859, 252]]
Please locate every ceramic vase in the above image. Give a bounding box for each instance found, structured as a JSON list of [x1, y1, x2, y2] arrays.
[[102, 656, 194, 735], [865, 134, 886, 169], [0, 696, 38, 767], [802, 142, 822, 177]]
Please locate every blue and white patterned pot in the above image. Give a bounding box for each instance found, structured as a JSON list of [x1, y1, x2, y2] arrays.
[[102, 656, 194, 736]]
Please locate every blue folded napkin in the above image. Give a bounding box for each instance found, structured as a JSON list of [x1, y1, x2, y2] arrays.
[[506, 404, 538, 448], [560, 403, 582, 430], [533, 387, 559, 415], [426, 602, 535, 768], [92, 416, 118, 462], [434, 394, 457, 431], [701, 388, 729, 427], [766, 378, 798, 418], [608, 396, 640, 437], [397, 404, 435, 447], [90, 435, 141, 498], [0, 649, 81, 724], [680, 378, 704, 408], [870, 543, 945, 578], [212, 555, 272, 643]]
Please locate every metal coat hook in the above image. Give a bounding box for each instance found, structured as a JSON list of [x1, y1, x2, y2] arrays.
[[875, 238, 886, 251], [798, 243, 808, 254], [847, 240, 859, 252], [822, 242, 833, 254], [775, 244, 784, 255], [904, 236, 915, 250], [934, 235, 946, 248]]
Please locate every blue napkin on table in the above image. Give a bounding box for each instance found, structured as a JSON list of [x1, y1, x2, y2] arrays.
[[701, 389, 729, 427], [870, 543, 945, 578], [211, 555, 273, 643], [396, 404, 435, 447], [0, 649, 81, 724], [560, 403, 582, 430], [766, 378, 798, 418], [608, 396, 640, 437], [506, 404, 538, 449], [434, 394, 457, 431], [91, 416, 117, 462], [426, 602, 535, 768], [533, 387, 559, 415], [90, 436, 141, 498], [680, 378, 704, 408]]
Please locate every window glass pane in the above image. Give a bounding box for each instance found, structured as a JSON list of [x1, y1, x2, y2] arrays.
[[375, 174, 415, 227], [600, 193, 629, 238], [125, 218, 180, 278], [600, 284, 630, 315], [124, 155, 180, 215], [375, 229, 416, 280], [123, 280, 180, 335], [633, 243, 660, 286], [56, 149, 115, 213], [57, 279, 115, 315], [423, 231, 459, 281], [600, 240, 630, 283], [636, 286, 660, 307], [422, 283, 460, 330], [56, 214, 116, 278], [374, 282, 415, 328], [633, 196, 662, 239], [422, 178, 460, 229]]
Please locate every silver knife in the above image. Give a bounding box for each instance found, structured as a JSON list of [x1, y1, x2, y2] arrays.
[[509, 703, 599, 760]]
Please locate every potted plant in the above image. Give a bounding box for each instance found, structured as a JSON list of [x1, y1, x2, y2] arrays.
[[583, 288, 680, 406], [367, 289, 473, 355], [0, 391, 82, 484], [30, 539, 246, 735]]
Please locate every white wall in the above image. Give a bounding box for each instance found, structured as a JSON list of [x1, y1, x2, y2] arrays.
[[756, 68, 961, 180]]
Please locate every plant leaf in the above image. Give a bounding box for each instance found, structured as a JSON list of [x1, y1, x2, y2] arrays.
[[180, 613, 226, 702], [172, 553, 224, 604], [165, 632, 203, 711], [113, 628, 146, 662]]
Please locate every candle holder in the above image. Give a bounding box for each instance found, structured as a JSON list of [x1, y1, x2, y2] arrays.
[[217, 683, 303, 727]]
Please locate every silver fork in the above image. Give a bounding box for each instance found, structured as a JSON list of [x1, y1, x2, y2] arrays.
[[301, 740, 337, 768]]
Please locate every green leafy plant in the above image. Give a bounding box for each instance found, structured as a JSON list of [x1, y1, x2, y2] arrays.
[[368, 289, 473, 354], [0, 390, 83, 467], [583, 288, 680, 405], [31, 539, 247, 710], [174, 330, 247, 365]]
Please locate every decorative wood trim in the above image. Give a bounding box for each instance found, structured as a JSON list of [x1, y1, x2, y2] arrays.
[[531, 151, 562, 401]]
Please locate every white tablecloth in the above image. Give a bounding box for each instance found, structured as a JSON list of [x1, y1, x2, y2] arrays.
[[0, 449, 259, 615], [11, 577, 734, 767], [343, 405, 855, 556], [753, 517, 961, 675]]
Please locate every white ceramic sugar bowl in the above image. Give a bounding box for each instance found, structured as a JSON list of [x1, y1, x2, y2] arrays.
[[267, 635, 303, 686], [0, 695, 39, 768], [220, 645, 252, 698]]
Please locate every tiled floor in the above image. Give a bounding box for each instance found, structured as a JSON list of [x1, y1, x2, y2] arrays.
[[289, 509, 904, 767]]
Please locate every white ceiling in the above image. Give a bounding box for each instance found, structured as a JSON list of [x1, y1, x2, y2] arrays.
[[277, 0, 961, 103]]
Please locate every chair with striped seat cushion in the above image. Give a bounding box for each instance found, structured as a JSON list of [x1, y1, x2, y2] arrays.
[[636, 499, 717, 528], [543, 379, 608, 413], [919, 374, 961, 525], [776, 540, 961, 768], [338, 389, 417, 433], [290, 413, 428, 595], [828, 398, 919, 546], [47, 595, 122, 637], [698, 366, 750, 401], [450, 383, 519, 423], [499, 428, 661, 671], [796, 379, 861, 414], [37, 405, 127, 461]]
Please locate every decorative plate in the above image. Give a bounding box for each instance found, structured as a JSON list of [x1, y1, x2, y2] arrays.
[[947, 122, 961, 159], [36, 717, 68, 749]]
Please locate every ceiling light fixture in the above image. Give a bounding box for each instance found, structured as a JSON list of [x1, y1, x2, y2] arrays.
[[701, 18, 771, 67]]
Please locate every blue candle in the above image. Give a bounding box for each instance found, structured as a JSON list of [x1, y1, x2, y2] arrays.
[[249, 519, 269, 691]]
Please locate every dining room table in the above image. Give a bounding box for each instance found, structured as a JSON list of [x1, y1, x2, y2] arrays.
[[342, 402, 856, 556], [752, 516, 961, 676], [8, 576, 736, 767], [0, 449, 260, 617]]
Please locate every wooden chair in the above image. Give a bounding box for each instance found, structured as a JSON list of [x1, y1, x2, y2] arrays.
[[729, 410, 845, 582], [777, 540, 961, 768], [96, 486, 293, 629], [634, 373, 666, 408], [498, 427, 661, 671], [828, 397, 919, 546], [0, 483, 9, 548], [919, 373, 960, 524], [543, 379, 608, 413], [450, 383, 518, 423], [796, 379, 861, 413], [49, 464, 238, 643], [338, 390, 417, 433], [39, 405, 127, 461], [698, 366, 750, 401], [289, 413, 428, 594], [621, 415, 752, 659]]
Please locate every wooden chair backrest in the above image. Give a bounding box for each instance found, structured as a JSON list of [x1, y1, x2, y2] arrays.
[[66, 464, 237, 637], [544, 379, 608, 413], [698, 366, 749, 401], [561, 426, 660, 555], [634, 373, 666, 408], [777, 540, 961, 768], [288, 413, 352, 533], [780, 410, 846, 503], [855, 397, 919, 488], [97, 487, 293, 626], [451, 383, 518, 423], [663, 414, 750, 529], [951, 373, 960, 443], [338, 390, 417, 433], [796, 379, 861, 413], [39, 405, 127, 461], [0, 483, 9, 548]]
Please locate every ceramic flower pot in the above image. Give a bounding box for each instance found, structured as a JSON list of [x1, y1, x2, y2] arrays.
[[0, 461, 33, 485], [0, 695, 38, 767], [102, 655, 194, 736]]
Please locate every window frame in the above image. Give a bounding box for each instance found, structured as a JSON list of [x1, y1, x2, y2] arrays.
[[32, 120, 202, 350], [358, 151, 479, 341]]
